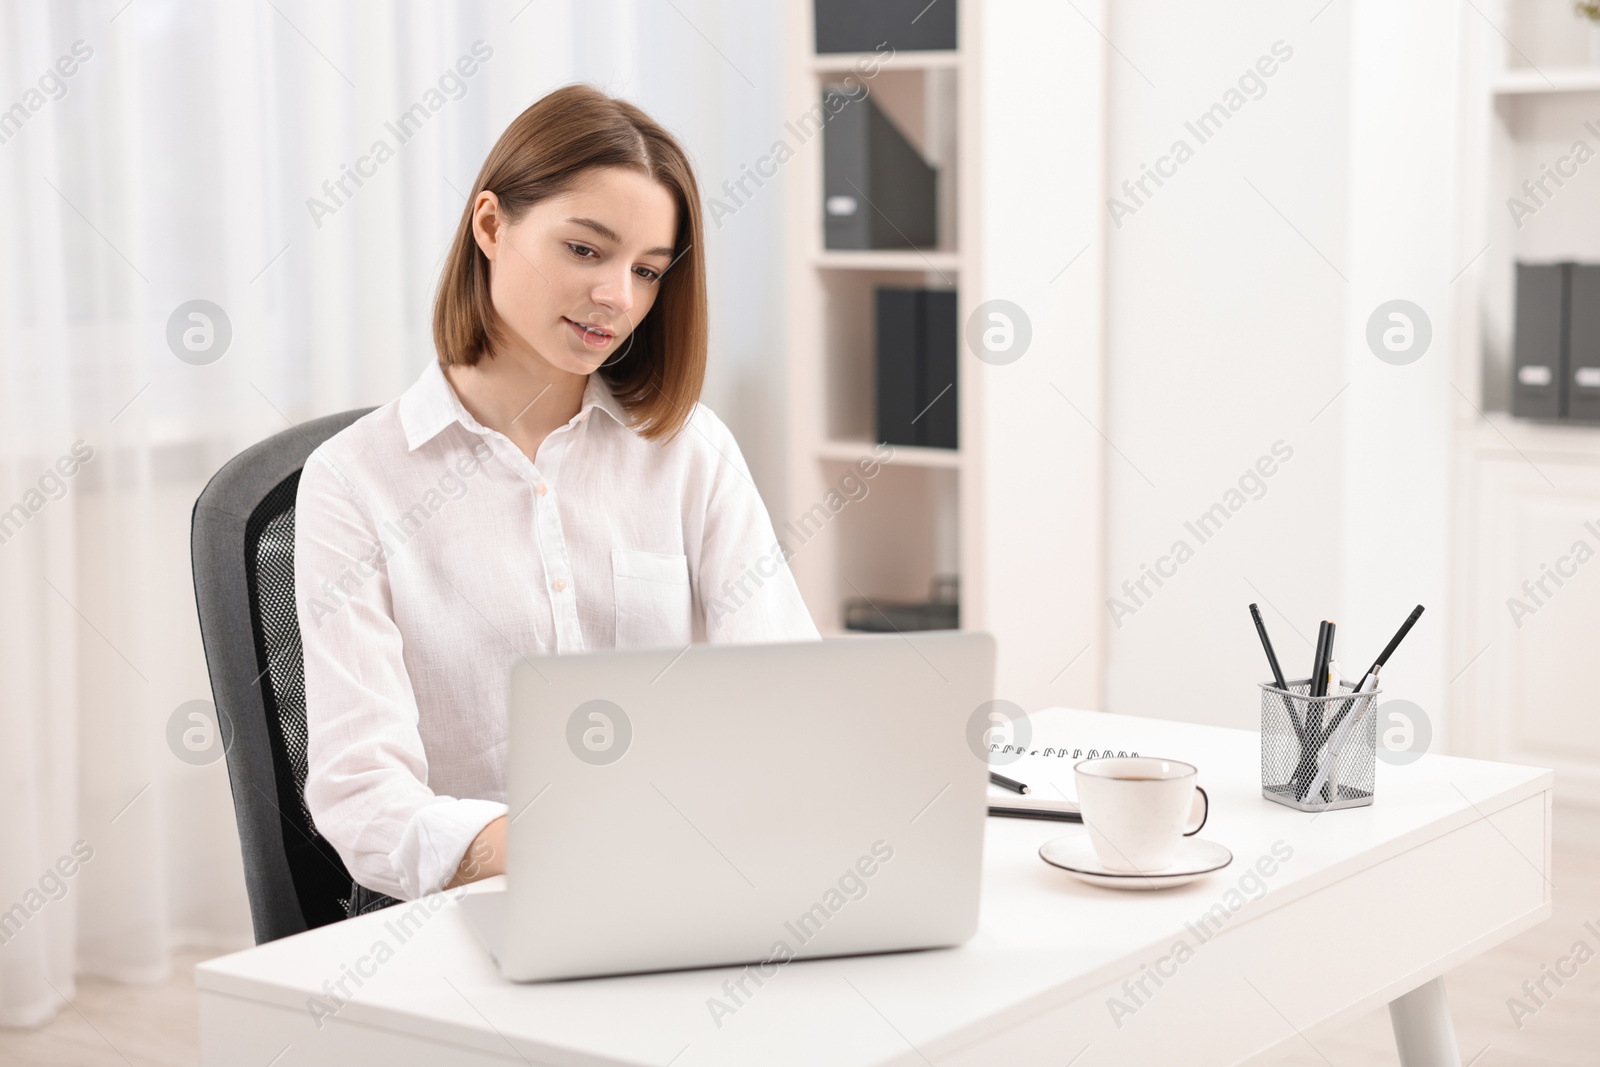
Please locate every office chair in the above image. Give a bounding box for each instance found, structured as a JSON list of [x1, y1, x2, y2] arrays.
[[190, 408, 374, 945]]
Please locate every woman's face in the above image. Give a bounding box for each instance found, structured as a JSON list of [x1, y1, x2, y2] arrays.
[[473, 166, 678, 374]]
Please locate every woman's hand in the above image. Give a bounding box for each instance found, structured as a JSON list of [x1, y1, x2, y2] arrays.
[[445, 814, 508, 889]]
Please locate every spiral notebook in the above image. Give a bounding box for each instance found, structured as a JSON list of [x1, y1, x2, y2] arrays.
[[986, 739, 1143, 822]]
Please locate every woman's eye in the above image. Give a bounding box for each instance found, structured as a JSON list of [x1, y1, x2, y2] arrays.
[[568, 243, 659, 283]]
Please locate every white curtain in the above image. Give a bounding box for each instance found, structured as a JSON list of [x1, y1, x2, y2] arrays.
[[0, 0, 785, 1027]]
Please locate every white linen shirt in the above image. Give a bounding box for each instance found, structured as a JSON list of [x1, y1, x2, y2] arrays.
[[294, 359, 819, 901]]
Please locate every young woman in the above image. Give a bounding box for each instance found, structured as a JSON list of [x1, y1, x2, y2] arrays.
[[294, 84, 819, 916]]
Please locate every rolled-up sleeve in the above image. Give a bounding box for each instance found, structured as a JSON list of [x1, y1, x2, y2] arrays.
[[695, 413, 822, 644], [294, 449, 506, 901]]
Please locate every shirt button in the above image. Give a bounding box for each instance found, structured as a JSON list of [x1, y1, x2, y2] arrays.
[[535, 482, 549, 496], [553, 577, 568, 592]]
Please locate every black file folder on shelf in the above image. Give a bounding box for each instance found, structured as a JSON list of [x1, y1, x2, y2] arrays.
[[1569, 264, 1600, 423], [813, 0, 957, 54], [876, 288, 957, 450], [1512, 261, 1567, 421], [843, 575, 959, 633], [821, 89, 937, 251]]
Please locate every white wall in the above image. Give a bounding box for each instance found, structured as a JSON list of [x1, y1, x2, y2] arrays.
[[1101, 0, 1468, 731], [1102, 2, 1353, 727], [974, 0, 1107, 716], [1335, 0, 1462, 750]]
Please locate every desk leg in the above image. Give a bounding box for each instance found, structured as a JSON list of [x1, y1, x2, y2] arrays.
[[1388, 977, 1462, 1067]]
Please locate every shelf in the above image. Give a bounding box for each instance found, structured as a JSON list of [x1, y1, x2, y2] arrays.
[[811, 50, 961, 74], [814, 249, 960, 273], [817, 439, 960, 469], [1463, 411, 1600, 461], [1492, 67, 1600, 95]]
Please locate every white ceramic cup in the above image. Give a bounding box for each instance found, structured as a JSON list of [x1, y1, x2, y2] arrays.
[[1074, 757, 1209, 873]]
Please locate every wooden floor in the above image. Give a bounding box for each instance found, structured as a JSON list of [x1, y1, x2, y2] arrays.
[[1, 813, 1595, 1066]]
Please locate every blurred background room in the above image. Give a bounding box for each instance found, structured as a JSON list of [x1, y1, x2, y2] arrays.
[[1, 0, 1596, 1063]]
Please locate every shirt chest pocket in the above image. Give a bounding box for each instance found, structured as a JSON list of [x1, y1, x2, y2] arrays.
[[612, 548, 694, 649]]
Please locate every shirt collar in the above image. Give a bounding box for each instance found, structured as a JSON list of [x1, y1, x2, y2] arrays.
[[400, 359, 633, 451]]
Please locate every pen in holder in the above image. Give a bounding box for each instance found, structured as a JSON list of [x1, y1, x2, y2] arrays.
[[1259, 678, 1379, 812]]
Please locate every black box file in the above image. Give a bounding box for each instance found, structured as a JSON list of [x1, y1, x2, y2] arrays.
[[1512, 261, 1567, 421], [822, 88, 937, 251], [876, 287, 957, 450], [813, 0, 957, 54], [1569, 264, 1600, 423]]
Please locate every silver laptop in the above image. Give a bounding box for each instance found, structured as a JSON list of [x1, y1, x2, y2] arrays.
[[459, 630, 996, 982]]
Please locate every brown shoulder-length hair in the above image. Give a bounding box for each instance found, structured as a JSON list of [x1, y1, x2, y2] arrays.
[[432, 83, 707, 442]]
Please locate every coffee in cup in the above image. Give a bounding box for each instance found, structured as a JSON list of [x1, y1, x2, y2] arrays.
[[1073, 757, 1208, 873]]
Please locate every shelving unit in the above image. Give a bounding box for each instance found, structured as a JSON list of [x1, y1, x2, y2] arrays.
[[779, 1, 1106, 715], [781, 1, 971, 638]]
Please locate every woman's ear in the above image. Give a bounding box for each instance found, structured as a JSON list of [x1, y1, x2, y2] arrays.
[[472, 190, 504, 262]]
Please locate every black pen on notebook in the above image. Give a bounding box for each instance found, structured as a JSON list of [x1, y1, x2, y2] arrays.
[[989, 771, 1030, 795]]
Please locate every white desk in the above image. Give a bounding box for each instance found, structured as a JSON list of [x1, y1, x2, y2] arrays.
[[198, 709, 1552, 1066]]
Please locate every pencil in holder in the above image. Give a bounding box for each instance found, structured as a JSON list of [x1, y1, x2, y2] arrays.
[[1259, 678, 1379, 812]]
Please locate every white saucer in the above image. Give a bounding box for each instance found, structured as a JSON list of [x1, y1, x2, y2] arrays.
[[1039, 834, 1233, 890]]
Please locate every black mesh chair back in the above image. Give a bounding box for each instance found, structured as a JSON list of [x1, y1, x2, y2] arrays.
[[190, 408, 374, 944]]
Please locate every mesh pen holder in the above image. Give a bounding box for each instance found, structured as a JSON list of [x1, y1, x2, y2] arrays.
[[1260, 679, 1380, 812]]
